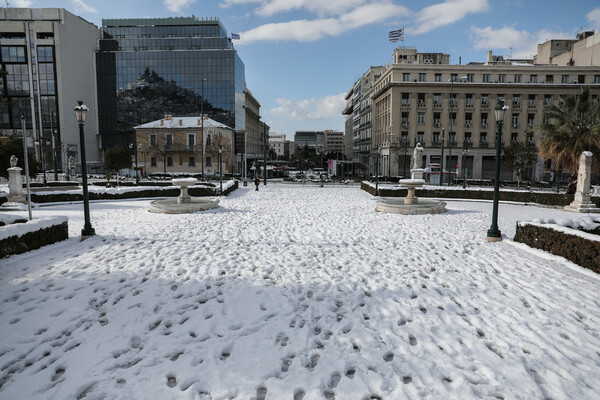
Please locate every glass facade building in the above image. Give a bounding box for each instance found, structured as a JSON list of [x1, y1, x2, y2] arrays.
[[96, 17, 245, 149]]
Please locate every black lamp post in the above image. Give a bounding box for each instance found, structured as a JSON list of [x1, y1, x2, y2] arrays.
[[375, 146, 381, 196], [462, 147, 469, 189], [486, 100, 508, 242], [402, 135, 408, 178], [440, 127, 445, 186], [51, 110, 58, 182], [218, 146, 223, 195], [74, 101, 95, 238]]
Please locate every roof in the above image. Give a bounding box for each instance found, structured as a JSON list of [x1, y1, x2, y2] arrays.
[[102, 16, 223, 28], [134, 116, 231, 130]]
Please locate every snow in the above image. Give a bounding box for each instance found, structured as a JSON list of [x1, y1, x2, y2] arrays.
[[0, 216, 68, 241], [1, 184, 599, 399]]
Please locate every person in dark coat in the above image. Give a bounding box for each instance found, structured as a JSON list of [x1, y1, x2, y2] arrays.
[[254, 176, 260, 191]]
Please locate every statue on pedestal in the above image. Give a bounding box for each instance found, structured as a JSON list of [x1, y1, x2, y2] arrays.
[[412, 144, 423, 170]]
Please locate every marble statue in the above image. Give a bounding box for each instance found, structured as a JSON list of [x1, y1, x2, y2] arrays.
[[412, 143, 423, 170]]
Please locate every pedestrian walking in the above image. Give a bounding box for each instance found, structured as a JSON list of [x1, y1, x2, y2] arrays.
[[254, 176, 260, 191]]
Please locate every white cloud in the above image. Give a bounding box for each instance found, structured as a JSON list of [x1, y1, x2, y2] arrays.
[[163, 0, 196, 13], [220, 0, 366, 17], [69, 0, 97, 14], [239, 2, 409, 43], [586, 7, 600, 28], [411, 0, 490, 35], [11, 0, 33, 6], [266, 93, 346, 121], [470, 25, 574, 58]]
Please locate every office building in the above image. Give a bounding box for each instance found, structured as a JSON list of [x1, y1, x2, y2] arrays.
[[96, 16, 246, 152], [0, 8, 102, 172]]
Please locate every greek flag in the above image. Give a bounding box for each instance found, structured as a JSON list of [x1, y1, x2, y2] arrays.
[[231, 33, 240, 40], [389, 28, 403, 42]]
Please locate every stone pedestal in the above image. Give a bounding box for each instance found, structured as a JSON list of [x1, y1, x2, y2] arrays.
[[405, 186, 418, 204], [177, 186, 191, 204], [565, 151, 600, 213], [7, 167, 25, 203], [411, 168, 424, 180]]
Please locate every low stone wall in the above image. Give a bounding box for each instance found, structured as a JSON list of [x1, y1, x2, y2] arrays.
[[0, 217, 69, 258], [514, 222, 600, 273], [360, 181, 600, 208]]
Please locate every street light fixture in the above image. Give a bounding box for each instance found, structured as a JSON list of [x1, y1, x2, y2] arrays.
[[486, 100, 508, 242], [218, 145, 223, 195], [74, 100, 95, 238]]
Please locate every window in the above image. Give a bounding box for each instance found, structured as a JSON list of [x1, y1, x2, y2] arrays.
[[544, 95, 552, 105], [449, 132, 456, 144], [514, 74, 522, 83], [451, 73, 458, 81], [206, 156, 212, 166], [417, 112, 425, 124], [527, 114, 535, 128], [481, 95, 489, 106], [433, 112, 441, 127], [480, 132, 488, 143], [167, 157, 173, 167], [481, 113, 488, 127], [165, 133, 173, 148], [433, 132, 440, 143], [465, 94, 474, 106], [435, 74, 442, 82], [545, 75, 553, 84], [562, 75, 569, 83], [150, 133, 157, 147], [150, 157, 157, 167], [433, 94, 442, 106], [511, 133, 518, 142], [464, 132, 472, 144], [512, 113, 519, 127], [529, 75, 537, 83], [526, 134, 534, 144], [450, 112, 456, 125], [401, 93, 410, 105], [466, 74, 474, 82], [498, 74, 506, 83], [417, 93, 426, 105], [482, 74, 490, 83], [450, 94, 457, 107], [1, 46, 26, 62], [512, 95, 521, 106], [206, 134, 212, 146], [189, 156, 196, 166], [528, 94, 536, 107], [465, 113, 472, 127], [187, 133, 195, 150], [595, 75, 600, 84], [403, 73, 410, 82], [417, 132, 424, 143], [419, 73, 426, 82]]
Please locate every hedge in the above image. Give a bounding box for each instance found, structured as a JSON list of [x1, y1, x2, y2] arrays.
[[514, 223, 600, 273], [3, 180, 238, 204], [360, 182, 598, 208], [0, 220, 68, 258]]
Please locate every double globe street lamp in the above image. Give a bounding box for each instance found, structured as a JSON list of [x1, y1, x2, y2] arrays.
[[486, 100, 509, 242], [74, 101, 95, 238]]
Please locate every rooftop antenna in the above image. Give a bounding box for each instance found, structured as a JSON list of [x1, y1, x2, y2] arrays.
[[508, 47, 512, 59], [5, 0, 9, 7]]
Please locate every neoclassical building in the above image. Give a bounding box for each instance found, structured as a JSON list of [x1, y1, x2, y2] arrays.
[[370, 43, 600, 181], [134, 115, 234, 176]]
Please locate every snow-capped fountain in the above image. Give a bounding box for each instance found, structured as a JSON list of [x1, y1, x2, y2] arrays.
[[149, 178, 219, 214], [376, 144, 446, 215]]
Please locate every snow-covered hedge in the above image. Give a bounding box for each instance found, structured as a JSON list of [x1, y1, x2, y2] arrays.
[[0, 180, 238, 205], [0, 216, 68, 258], [360, 181, 595, 207], [514, 221, 600, 273]]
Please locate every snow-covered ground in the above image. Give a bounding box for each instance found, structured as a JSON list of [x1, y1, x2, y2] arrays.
[[1, 184, 599, 400]]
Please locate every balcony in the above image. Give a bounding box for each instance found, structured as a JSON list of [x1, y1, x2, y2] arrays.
[[481, 102, 489, 109], [417, 101, 426, 108], [401, 101, 411, 107], [512, 102, 521, 109], [528, 103, 536, 109], [479, 142, 489, 148], [433, 102, 442, 108], [465, 102, 474, 108]]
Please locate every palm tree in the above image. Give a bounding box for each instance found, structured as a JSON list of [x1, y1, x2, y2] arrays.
[[538, 87, 600, 175]]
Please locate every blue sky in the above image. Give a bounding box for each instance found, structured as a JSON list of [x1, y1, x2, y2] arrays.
[[14, 0, 600, 139]]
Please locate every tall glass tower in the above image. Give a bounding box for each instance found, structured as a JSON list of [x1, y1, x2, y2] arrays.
[[96, 16, 245, 149]]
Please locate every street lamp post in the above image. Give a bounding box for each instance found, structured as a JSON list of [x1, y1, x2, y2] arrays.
[[74, 101, 95, 238], [440, 127, 445, 186], [50, 110, 58, 182], [20, 114, 33, 220], [375, 146, 381, 196], [462, 146, 469, 189], [402, 135, 408, 178], [200, 77, 206, 180], [218, 146, 223, 195], [486, 100, 508, 242]]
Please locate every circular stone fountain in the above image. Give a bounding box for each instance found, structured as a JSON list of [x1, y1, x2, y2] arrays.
[[375, 170, 446, 215], [149, 178, 219, 214]]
